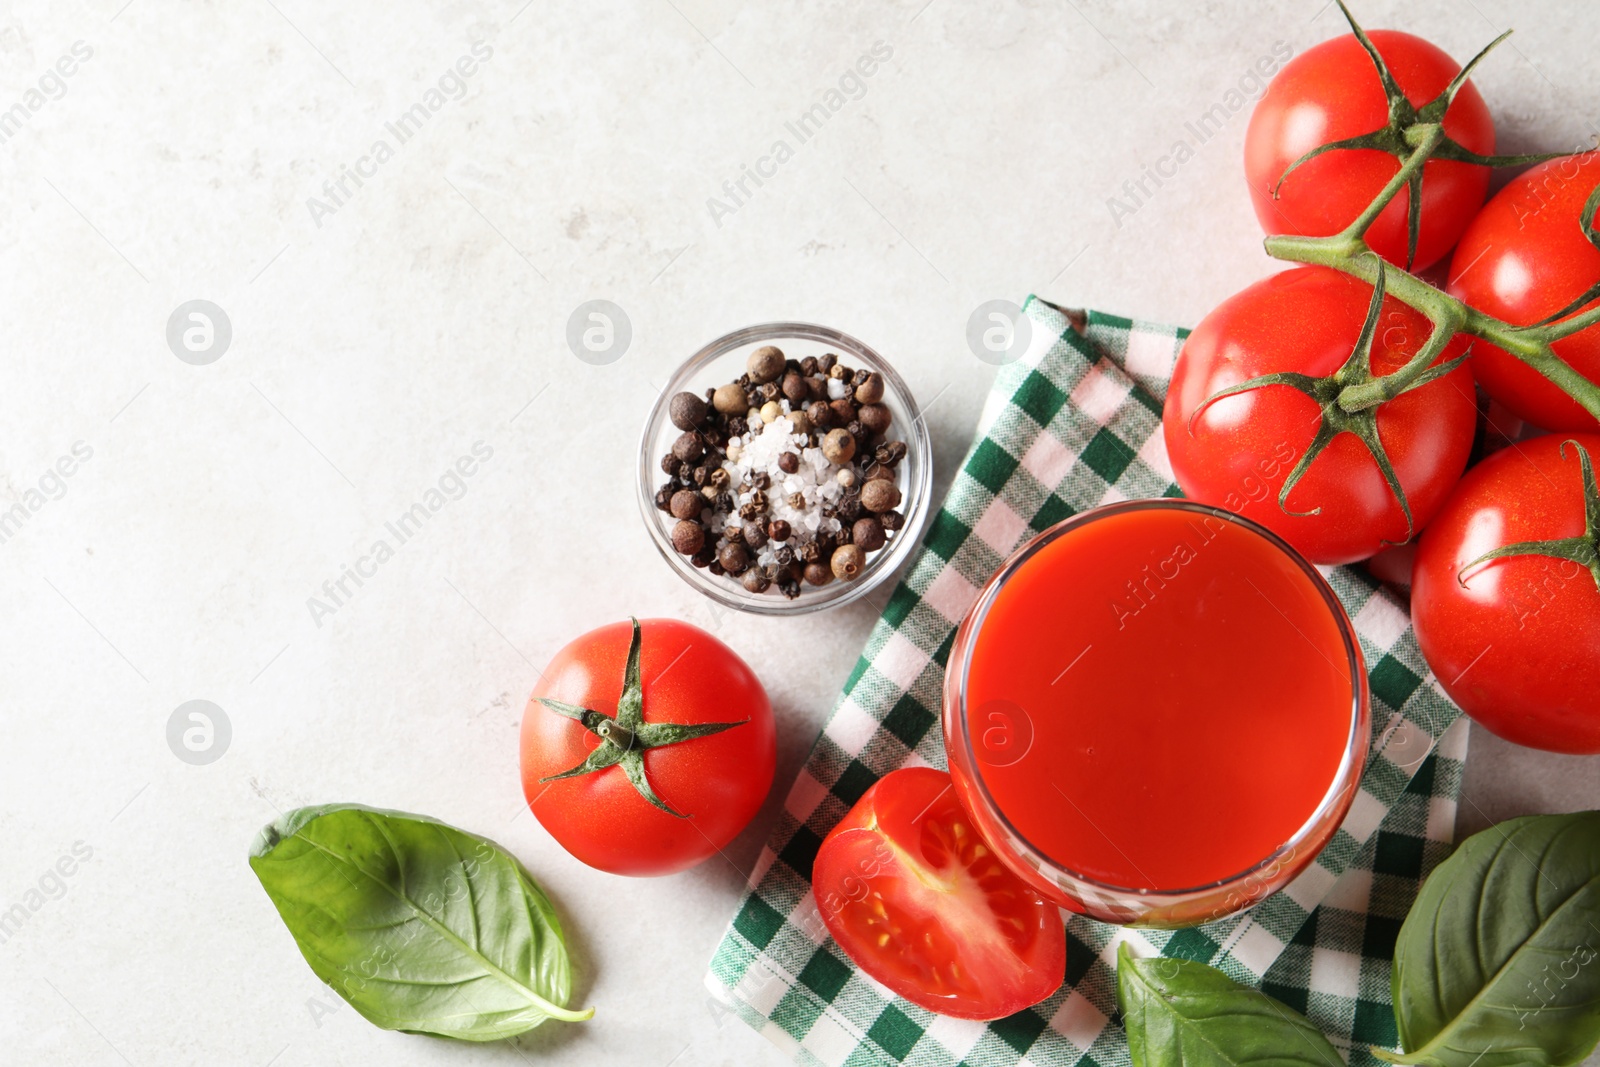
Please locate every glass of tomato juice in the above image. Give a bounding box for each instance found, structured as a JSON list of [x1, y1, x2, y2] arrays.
[[943, 499, 1369, 927]]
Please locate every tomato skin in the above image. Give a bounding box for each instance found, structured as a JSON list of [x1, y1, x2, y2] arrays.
[[1163, 267, 1477, 565], [1245, 30, 1494, 271], [812, 767, 1065, 1021], [518, 619, 775, 876], [1447, 153, 1600, 431], [1412, 434, 1600, 754]]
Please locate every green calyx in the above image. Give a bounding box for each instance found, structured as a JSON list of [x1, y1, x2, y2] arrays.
[[1274, 1, 1563, 269], [1191, 258, 1468, 545], [1459, 440, 1600, 592], [537, 618, 747, 819]]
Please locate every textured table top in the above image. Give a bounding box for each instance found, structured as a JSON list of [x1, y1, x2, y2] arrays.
[[1, 1, 1596, 1064]]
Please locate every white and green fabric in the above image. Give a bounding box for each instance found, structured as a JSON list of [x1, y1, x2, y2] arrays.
[[706, 296, 1469, 1067]]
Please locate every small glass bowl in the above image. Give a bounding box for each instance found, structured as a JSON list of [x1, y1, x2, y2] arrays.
[[942, 499, 1371, 928], [638, 323, 933, 616]]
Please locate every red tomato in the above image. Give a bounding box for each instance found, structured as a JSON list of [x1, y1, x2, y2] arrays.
[[519, 618, 775, 876], [812, 767, 1065, 1020], [1448, 153, 1600, 431], [1164, 267, 1477, 565], [1412, 434, 1600, 754], [1245, 29, 1495, 271]]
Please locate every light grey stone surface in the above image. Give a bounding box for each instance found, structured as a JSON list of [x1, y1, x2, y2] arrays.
[[0, 1, 1595, 1063]]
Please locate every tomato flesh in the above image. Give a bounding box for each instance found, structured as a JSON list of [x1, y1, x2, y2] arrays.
[[812, 767, 1065, 1020]]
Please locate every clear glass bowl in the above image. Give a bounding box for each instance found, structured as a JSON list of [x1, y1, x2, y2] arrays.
[[637, 323, 932, 616], [942, 499, 1371, 928]]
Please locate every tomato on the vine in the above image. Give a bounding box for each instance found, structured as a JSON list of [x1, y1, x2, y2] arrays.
[[1412, 434, 1600, 754], [812, 767, 1066, 1021], [1163, 266, 1476, 565], [1245, 28, 1495, 271], [1448, 152, 1600, 432], [519, 618, 775, 876]]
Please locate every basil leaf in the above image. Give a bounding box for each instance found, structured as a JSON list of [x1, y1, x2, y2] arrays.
[[1117, 943, 1343, 1066], [1382, 811, 1600, 1067], [249, 803, 593, 1041]]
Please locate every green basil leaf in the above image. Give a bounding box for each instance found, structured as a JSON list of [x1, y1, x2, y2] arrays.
[[1382, 811, 1600, 1066], [249, 803, 593, 1041], [1117, 943, 1343, 1066]]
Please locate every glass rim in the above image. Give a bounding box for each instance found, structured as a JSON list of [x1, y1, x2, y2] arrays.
[[636, 321, 934, 616], [946, 497, 1369, 902]]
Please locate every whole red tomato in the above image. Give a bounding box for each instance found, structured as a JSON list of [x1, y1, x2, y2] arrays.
[[1448, 153, 1600, 431], [1245, 29, 1495, 271], [519, 618, 775, 876], [1412, 434, 1600, 754], [812, 767, 1065, 1020], [1164, 267, 1476, 565]]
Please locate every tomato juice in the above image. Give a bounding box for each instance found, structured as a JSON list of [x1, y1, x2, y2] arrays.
[[943, 500, 1368, 926]]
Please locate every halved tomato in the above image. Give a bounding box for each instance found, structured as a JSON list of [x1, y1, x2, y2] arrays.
[[811, 767, 1066, 1020]]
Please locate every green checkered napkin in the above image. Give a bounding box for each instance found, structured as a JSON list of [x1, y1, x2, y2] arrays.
[[707, 297, 1469, 1067]]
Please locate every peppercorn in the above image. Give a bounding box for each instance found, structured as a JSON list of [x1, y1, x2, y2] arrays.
[[774, 545, 795, 565], [709, 467, 731, 491], [743, 521, 768, 549], [727, 416, 749, 437], [875, 440, 907, 467], [788, 491, 806, 510], [858, 403, 892, 435], [836, 468, 857, 488], [700, 485, 718, 502], [671, 520, 705, 555], [760, 400, 782, 424], [803, 561, 833, 586], [672, 430, 705, 463], [676, 461, 694, 483], [759, 381, 780, 402], [851, 368, 870, 388], [854, 373, 885, 405], [669, 391, 708, 430], [693, 465, 709, 486], [828, 363, 847, 380], [778, 451, 800, 474], [822, 428, 856, 464], [739, 501, 762, 522], [750, 471, 771, 490], [880, 509, 905, 531], [833, 521, 850, 543], [741, 568, 771, 594], [748, 345, 786, 384], [712, 382, 746, 414], [861, 479, 901, 513], [724, 523, 745, 544], [799, 540, 822, 564], [653, 486, 673, 512], [863, 461, 894, 483], [708, 559, 725, 576], [660, 452, 678, 475], [829, 398, 855, 425], [691, 545, 715, 568], [807, 400, 833, 428], [852, 516, 886, 551], [805, 376, 827, 401], [749, 489, 769, 510], [718, 542, 750, 575], [838, 493, 863, 522], [777, 575, 801, 599], [781, 372, 808, 404], [817, 352, 837, 374], [669, 489, 702, 520], [831, 544, 865, 581], [788, 410, 812, 434], [767, 519, 791, 542], [800, 356, 818, 376]]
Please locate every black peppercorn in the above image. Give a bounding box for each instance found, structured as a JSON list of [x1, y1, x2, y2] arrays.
[[799, 540, 821, 564], [727, 416, 749, 437], [669, 391, 709, 430], [807, 400, 833, 428], [774, 544, 794, 565], [838, 494, 863, 522], [676, 461, 695, 483], [723, 523, 745, 544], [817, 352, 837, 374], [691, 545, 715, 568], [875, 440, 907, 467], [853, 516, 886, 551], [788, 491, 805, 510], [881, 509, 905, 531], [709, 467, 731, 491], [758, 381, 780, 402], [708, 559, 725, 576], [742, 568, 771, 594], [654, 486, 673, 512], [800, 356, 818, 376], [778, 451, 800, 474], [851, 368, 871, 388], [718, 542, 750, 575], [751, 471, 771, 490], [778, 576, 801, 599], [660, 452, 678, 475]]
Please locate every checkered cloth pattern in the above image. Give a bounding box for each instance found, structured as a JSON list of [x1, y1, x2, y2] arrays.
[[706, 297, 1469, 1067]]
